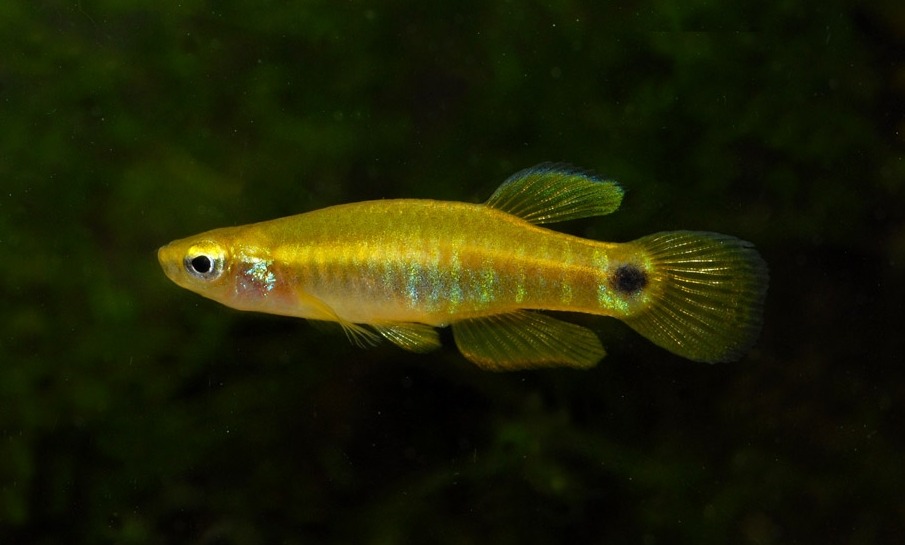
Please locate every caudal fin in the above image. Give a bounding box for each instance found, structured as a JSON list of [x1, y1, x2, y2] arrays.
[[623, 231, 768, 363]]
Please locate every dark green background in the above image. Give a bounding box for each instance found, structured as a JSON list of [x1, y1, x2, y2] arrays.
[[3, 1, 903, 544]]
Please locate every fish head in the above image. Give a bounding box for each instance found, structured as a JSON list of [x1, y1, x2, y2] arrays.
[[158, 228, 239, 306], [159, 225, 299, 316]]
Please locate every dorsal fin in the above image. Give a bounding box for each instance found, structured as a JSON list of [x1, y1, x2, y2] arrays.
[[484, 163, 623, 225]]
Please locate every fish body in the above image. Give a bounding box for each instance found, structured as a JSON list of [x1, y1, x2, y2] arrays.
[[158, 164, 768, 370]]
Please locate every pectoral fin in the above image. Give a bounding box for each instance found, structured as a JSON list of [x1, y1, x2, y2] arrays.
[[451, 311, 605, 370], [299, 291, 380, 347]]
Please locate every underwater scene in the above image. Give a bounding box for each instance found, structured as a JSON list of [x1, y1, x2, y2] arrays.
[[2, 2, 903, 544]]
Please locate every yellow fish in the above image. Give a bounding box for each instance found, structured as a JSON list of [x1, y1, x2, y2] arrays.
[[158, 164, 768, 370]]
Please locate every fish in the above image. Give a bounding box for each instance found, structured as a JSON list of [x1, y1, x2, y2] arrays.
[[158, 164, 768, 370]]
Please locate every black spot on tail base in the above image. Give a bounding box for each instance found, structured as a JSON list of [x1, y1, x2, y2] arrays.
[[612, 264, 648, 295]]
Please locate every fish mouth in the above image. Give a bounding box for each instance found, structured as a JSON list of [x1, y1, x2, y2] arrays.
[[157, 243, 182, 283]]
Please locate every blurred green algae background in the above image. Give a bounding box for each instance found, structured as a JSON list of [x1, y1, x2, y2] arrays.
[[2, 1, 905, 543]]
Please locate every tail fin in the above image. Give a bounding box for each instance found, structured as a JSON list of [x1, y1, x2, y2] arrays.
[[623, 231, 768, 363]]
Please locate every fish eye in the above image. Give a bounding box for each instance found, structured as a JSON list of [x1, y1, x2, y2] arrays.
[[190, 255, 213, 274], [184, 243, 225, 281]]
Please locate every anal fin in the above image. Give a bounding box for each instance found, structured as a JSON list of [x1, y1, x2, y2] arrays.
[[451, 311, 605, 371]]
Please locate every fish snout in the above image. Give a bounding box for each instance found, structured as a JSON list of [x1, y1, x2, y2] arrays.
[[157, 244, 183, 283]]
